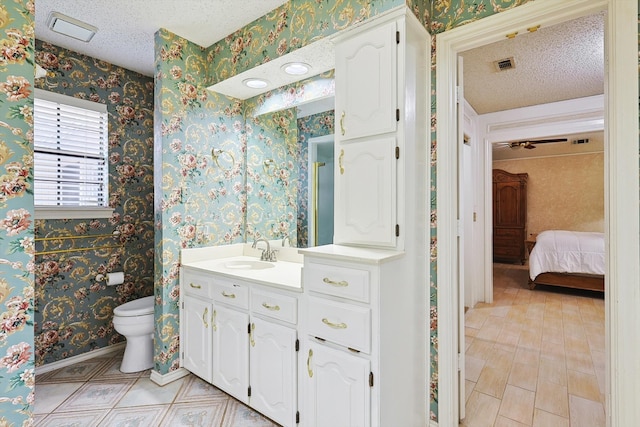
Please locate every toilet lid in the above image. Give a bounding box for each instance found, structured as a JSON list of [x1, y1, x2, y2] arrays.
[[114, 295, 154, 316]]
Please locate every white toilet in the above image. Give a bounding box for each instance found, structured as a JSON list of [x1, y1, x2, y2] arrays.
[[112, 295, 154, 373]]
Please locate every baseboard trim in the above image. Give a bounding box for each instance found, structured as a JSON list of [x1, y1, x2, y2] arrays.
[[36, 342, 126, 375], [149, 367, 190, 386]]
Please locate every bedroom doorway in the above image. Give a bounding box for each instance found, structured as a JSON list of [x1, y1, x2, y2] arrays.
[[435, 0, 639, 426], [462, 13, 607, 423]]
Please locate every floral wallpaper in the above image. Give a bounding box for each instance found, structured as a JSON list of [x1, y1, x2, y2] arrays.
[[245, 108, 298, 243], [428, 0, 537, 422], [206, 0, 413, 86], [296, 110, 335, 247], [0, 0, 35, 424], [154, 29, 246, 374], [32, 41, 155, 367]]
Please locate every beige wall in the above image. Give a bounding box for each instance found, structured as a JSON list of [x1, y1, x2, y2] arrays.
[[493, 152, 604, 237]]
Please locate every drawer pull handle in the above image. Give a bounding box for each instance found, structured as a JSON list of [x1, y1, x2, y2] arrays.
[[322, 318, 347, 329], [212, 310, 217, 331], [340, 111, 346, 136], [307, 349, 313, 378], [202, 307, 209, 328], [221, 291, 236, 299], [190, 283, 201, 289], [250, 323, 256, 347], [338, 149, 345, 175], [323, 277, 348, 287], [262, 302, 280, 311]]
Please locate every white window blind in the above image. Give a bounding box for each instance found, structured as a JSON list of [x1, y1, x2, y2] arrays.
[[34, 88, 109, 209]]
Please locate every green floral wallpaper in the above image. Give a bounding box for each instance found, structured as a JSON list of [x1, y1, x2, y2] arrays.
[[0, 0, 34, 424], [245, 108, 299, 243], [154, 29, 246, 374], [206, 0, 412, 86], [32, 41, 155, 367]]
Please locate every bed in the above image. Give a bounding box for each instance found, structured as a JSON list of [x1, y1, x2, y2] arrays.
[[528, 230, 605, 292]]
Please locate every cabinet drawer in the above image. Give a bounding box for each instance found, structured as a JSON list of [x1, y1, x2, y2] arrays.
[[494, 228, 523, 238], [307, 296, 370, 353], [211, 279, 249, 309], [305, 262, 370, 303], [251, 288, 297, 325], [182, 269, 213, 299]]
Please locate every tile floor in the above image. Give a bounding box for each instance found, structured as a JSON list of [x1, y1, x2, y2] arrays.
[[34, 353, 278, 427], [461, 263, 605, 427]]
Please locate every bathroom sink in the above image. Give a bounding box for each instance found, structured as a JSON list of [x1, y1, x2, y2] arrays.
[[223, 260, 275, 270]]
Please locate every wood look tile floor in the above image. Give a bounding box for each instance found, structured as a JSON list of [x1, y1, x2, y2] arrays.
[[34, 353, 278, 427], [461, 263, 605, 427]]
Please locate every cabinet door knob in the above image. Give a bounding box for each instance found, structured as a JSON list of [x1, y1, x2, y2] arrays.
[[323, 277, 349, 287], [307, 349, 314, 378], [339, 149, 345, 175], [262, 302, 280, 311], [202, 307, 209, 328], [340, 111, 346, 136], [221, 291, 236, 299], [322, 318, 348, 329], [190, 283, 201, 289]]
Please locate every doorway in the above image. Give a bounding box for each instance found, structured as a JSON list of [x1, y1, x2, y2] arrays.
[[307, 134, 334, 247], [435, 0, 639, 426]]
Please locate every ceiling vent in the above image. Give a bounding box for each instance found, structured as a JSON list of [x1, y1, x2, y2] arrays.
[[494, 57, 515, 72]]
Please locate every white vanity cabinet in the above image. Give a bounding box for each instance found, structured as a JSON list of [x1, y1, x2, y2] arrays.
[[298, 245, 426, 427], [180, 265, 300, 426], [181, 270, 214, 383], [333, 8, 428, 250], [211, 278, 250, 403]]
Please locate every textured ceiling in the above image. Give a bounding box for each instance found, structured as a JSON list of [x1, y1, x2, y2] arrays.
[[461, 12, 604, 115], [34, 0, 289, 76]]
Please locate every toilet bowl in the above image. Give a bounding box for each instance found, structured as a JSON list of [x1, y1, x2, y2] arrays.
[[112, 295, 154, 373]]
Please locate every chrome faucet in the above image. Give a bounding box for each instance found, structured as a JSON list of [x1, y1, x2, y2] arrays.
[[252, 238, 277, 262], [281, 234, 291, 247]]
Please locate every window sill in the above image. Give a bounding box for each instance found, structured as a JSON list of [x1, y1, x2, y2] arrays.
[[34, 207, 115, 220]]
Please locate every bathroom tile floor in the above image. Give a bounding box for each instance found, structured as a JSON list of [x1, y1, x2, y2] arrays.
[[461, 263, 606, 427], [34, 353, 279, 427]]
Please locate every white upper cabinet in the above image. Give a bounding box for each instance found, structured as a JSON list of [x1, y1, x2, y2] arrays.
[[335, 20, 397, 141], [333, 135, 397, 247]]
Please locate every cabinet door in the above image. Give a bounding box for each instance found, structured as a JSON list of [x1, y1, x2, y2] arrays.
[[334, 135, 397, 247], [250, 317, 297, 427], [335, 20, 397, 141], [304, 342, 370, 427], [212, 304, 249, 403], [182, 295, 212, 383]]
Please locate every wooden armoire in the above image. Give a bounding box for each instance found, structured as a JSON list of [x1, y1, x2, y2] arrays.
[[493, 169, 528, 264]]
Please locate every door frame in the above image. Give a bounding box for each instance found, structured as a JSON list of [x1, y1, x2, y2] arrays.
[[435, 0, 639, 425]]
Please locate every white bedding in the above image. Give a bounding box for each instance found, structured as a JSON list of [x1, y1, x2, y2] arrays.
[[529, 230, 605, 280]]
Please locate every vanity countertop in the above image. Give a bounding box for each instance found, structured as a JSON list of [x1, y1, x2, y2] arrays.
[[183, 256, 303, 291]]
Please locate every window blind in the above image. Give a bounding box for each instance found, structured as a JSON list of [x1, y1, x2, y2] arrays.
[[34, 89, 109, 207]]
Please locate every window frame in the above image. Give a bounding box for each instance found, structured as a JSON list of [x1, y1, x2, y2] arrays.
[[33, 88, 113, 220]]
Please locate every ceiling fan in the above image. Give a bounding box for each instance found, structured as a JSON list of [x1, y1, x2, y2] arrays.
[[505, 138, 568, 150]]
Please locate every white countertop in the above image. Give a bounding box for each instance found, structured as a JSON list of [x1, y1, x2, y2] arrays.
[[181, 245, 303, 291]]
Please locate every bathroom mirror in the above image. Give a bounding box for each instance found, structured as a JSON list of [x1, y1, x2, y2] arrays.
[[245, 96, 335, 248]]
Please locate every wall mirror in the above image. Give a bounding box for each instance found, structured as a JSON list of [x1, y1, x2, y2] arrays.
[[244, 94, 335, 248]]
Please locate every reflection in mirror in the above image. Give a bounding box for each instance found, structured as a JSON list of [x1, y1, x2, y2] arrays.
[[245, 103, 335, 248], [308, 134, 334, 247], [243, 71, 336, 248]]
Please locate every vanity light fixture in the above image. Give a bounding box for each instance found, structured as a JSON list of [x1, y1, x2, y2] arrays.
[[281, 62, 311, 76], [242, 78, 269, 89], [47, 12, 98, 42]]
